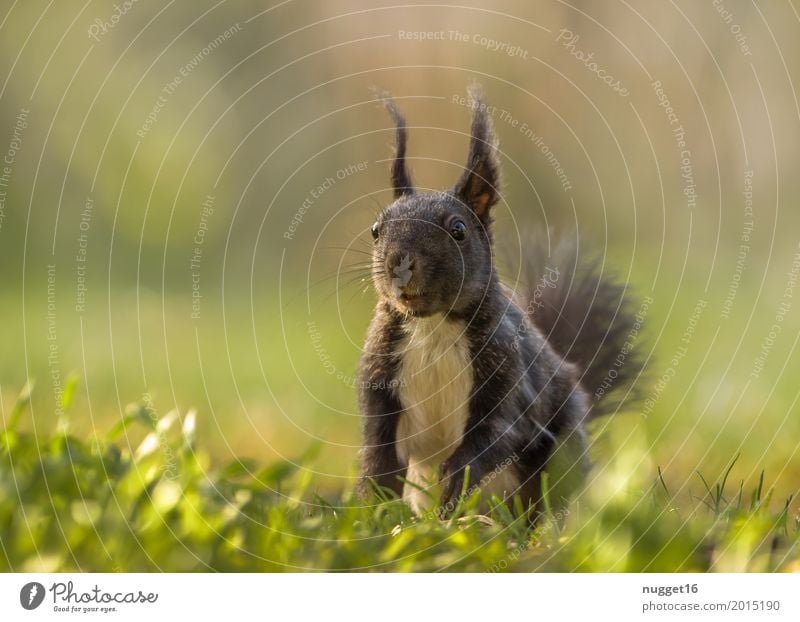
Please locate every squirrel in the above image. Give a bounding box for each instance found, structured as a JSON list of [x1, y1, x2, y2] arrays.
[[357, 87, 643, 517]]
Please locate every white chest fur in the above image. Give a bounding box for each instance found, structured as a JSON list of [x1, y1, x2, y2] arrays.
[[394, 314, 473, 511]]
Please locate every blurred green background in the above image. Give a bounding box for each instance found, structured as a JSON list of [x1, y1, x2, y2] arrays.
[[1, 0, 799, 512]]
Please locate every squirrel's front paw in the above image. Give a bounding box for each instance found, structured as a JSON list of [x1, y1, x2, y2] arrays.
[[437, 458, 474, 518]]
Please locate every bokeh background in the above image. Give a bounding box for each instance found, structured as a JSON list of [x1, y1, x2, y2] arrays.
[[1, 0, 799, 509]]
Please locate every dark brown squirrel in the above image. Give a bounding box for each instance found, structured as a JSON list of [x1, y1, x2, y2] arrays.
[[357, 87, 643, 517]]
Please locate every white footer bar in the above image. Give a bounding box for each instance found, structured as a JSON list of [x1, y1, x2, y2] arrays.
[[1, 573, 798, 621]]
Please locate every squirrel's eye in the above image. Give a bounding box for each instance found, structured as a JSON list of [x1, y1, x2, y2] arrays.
[[371, 222, 380, 240], [450, 220, 467, 241]]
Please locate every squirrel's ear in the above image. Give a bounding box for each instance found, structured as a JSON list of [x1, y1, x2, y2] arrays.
[[454, 87, 500, 221], [377, 91, 414, 199]]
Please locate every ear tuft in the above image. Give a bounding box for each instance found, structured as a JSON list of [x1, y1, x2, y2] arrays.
[[373, 88, 414, 199], [454, 85, 500, 221]]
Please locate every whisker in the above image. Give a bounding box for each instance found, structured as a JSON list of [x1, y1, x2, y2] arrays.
[[368, 195, 385, 217], [320, 245, 375, 257], [345, 284, 373, 305], [338, 275, 374, 290], [311, 269, 371, 288]]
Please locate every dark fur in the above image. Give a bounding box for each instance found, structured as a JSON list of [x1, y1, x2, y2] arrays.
[[357, 87, 642, 514], [519, 235, 646, 418]]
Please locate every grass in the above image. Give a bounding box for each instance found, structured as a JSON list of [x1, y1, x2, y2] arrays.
[[1, 382, 797, 572], [3, 252, 800, 504]]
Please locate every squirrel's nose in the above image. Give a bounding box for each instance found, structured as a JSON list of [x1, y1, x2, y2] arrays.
[[386, 251, 415, 295], [386, 251, 415, 272]]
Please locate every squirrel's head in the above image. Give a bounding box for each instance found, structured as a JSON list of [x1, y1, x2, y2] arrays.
[[371, 88, 501, 318]]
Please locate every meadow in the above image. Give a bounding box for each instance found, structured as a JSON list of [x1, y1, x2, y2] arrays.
[[2, 244, 799, 571], [2, 372, 798, 572]]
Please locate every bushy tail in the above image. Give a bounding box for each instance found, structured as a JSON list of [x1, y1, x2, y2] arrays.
[[518, 234, 648, 418]]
